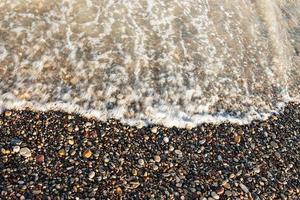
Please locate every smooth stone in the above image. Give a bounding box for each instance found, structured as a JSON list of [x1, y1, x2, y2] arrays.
[[175, 149, 182, 155], [199, 139, 206, 145], [13, 146, 20, 153], [163, 137, 169, 143], [19, 147, 31, 158], [150, 127, 158, 133], [68, 139, 75, 145], [253, 167, 260, 173], [89, 171, 96, 179], [36, 154, 45, 163], [138, 159, 145, 166], [211, 192, 220, 199], [4, 111, 12, 117], [154, 155, 161, 163], [240, 183, 249, 193]]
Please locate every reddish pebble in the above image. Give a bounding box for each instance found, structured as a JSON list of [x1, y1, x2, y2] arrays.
[[90, 130, 97, 138], [36, 154, 45, 163]]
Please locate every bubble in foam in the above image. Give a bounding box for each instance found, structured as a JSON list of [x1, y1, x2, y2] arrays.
[[0, 0, 299, 127]]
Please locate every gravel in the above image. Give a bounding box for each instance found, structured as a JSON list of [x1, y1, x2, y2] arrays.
[[0, 102, 300, 199]]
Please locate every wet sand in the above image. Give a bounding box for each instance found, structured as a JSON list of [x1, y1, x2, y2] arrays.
[[0, 103, 299, 199]]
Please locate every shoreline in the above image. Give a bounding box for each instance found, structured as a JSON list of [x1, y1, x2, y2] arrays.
[[0, 103, 299, 199]]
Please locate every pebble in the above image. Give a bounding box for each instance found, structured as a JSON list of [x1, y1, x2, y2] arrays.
[[4, 111, 12, 117], [138, 159, 145, 166], [83, 150, 92, 158], [36, 154, 45, 163], [11, 138, 22, 145], [222, 182, 231, 189], [58, 149, 66, 157], [211, 192, 220, 199], [153, 165, 159, 170], [116, 187, 122, 195], [150, 126, 158, 133], [89, 171, 96, 179], [253, 167, 260, 173], [13, 146, 20, 153], [216, 187, 224, 194], [234, 134, 241, 144], [240, 183, 249, 193], [271, 141, 278, 148], [225, 190, 232, 196], [199, 139, 206, 145], [175, 149, 182, 156], [68, 139, 75, 145], [163, 136, 169, 143], [132, 169, 138, 176], [19, 147, 31, 158], [154, 155, 161, 163]]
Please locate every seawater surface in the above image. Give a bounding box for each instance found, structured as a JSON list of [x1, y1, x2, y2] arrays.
[[0, 0, 300, 127]]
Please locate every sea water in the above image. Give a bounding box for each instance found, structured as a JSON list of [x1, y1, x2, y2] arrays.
[[0, 0, 299, 127]]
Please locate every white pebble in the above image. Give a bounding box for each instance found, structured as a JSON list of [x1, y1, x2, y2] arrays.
[[175, 149, 182, 156], [13, 146, 20, 153], [163, 136, 169, 143], [89, 171, 96, 179], [19, 147, 31, 158]]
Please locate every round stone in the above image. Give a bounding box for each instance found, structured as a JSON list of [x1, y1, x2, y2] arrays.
[[4, 111, 12, 117], [68, 139, 75, 145], [150, 126, 158, 133], [163, 137, 169, 143], [19, 147, 31, 158], [138, 159, 145, 166], [154, 155, 161, 163], [13, 146, 20, 153], [253, 167, 260, 173], [116, 187, 122, 195], [36, 154, 45, 163]]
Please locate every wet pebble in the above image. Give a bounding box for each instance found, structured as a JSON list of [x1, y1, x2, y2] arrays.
[[89, 171, 96, 179], [19, 147, 31, 158], [36, 154, 45, 163], [240, 183, 249, 193]]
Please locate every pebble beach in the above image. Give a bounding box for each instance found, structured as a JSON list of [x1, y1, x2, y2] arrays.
[[0, 103, 299, 199]]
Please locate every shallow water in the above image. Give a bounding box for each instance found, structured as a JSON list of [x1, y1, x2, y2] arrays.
[[0, 0, 299, 127]]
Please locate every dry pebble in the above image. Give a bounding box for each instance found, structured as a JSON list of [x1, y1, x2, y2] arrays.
[[0, 102, 300, 199]]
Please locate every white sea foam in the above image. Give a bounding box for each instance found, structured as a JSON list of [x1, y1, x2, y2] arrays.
[[0, 0, 299, 127]]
